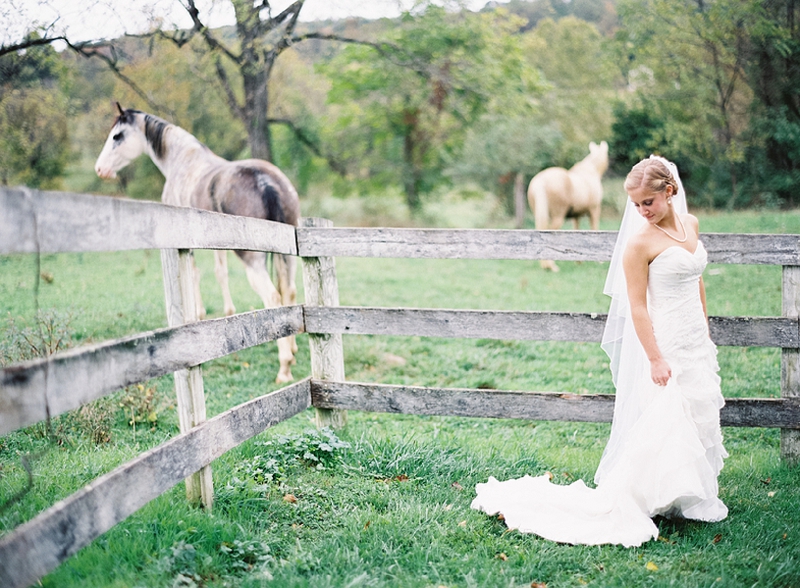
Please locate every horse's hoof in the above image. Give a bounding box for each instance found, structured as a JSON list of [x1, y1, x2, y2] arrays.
[[275, 371, 294, 384]]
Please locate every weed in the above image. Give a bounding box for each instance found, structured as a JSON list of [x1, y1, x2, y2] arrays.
[[219, 539, 273, 579], [0, 308, 75, 366], [231, 428, 351, 491], [118, 382, 164, 431], [156, 540, 212, 587]]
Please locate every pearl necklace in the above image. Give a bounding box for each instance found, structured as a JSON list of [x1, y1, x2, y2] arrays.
[[654, 213, 688, 243]]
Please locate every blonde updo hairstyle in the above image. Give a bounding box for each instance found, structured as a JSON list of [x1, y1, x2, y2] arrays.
[[624, 158, 678, 197]]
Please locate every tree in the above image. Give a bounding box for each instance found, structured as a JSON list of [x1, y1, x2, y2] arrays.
[[320, 6, 542, 212], [448, 115, 563, 224], [0, 39, 70, 188], [740, 0, 800, 207], [523, 16, 622, 166], [617, 0, 767, 207]]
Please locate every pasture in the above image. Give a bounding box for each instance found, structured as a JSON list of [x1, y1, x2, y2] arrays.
[[1, 193, 799, 587]]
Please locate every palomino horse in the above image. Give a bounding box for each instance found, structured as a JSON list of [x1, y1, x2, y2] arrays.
[[95, 104, 300, 383], [527, 141, 609, 272]]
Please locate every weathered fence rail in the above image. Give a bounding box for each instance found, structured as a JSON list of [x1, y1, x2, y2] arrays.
[[0, 305, 304, 435], [0, 187, 798, 588], [0, 379, 311, 588]]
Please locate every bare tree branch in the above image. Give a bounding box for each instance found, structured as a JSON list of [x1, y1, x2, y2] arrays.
[[183, 0, 242, 64], [67, 40, 175, 119], [214, 55, 245, 120], [0, 35, 71, 57]]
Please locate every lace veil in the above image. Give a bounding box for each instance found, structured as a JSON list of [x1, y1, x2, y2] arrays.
[[594, 155, 688, 485]]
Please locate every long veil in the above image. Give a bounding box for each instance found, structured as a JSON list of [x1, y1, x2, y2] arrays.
[[594, 155, 688, 485]]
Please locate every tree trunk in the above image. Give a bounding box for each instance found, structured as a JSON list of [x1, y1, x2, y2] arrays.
[[242, 64, 272, 161], [402, 109, 422, 213], [514, 172, 526, 228]]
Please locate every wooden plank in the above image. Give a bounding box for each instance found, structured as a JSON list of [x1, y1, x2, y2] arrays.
[[301, 218, 347, 429], [0, 306, 304, 435], [310, 380, 800, 428], [781, 265, 800, 464], [0, 187, 297, 255], [303, 307, 799, 348], [311, 380, 616, 422], [0, 379, 311, 588], [296, 227, 800, 265]]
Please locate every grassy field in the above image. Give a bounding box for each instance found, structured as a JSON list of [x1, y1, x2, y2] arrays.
[[1, 191, 800, 587]]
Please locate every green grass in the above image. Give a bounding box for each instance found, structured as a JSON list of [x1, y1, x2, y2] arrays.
[[1, 202, 799, 587]]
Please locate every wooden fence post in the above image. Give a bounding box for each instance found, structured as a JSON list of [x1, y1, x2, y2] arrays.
[[161, 249, 214, 507], [781, 265, 800, 466], [301, 218, 347, 429]]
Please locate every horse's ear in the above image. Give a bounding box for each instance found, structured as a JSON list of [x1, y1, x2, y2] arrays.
[[589, 141, 597, 151], [600, 140, 608, 151], [116, 102, 124, 116]]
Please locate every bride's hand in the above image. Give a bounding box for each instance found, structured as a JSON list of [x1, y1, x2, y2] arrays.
[[650, 357, 672, 386]]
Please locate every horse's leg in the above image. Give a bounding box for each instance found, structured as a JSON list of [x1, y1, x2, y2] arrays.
[[274, 253, 299, 356], [590, 206, 601, 231], [192, 255, 207, 320], [239, 251, 294, 383], [214, 250, 236, 316], [541, 215, 565, 272]]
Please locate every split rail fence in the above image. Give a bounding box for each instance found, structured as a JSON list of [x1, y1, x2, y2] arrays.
[[0, 187, 798, 588]]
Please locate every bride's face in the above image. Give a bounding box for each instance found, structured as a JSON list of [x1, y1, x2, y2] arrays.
[[628, 184, 674, 224]]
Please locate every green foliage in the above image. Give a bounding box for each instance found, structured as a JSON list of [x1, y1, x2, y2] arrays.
[[320, 4, 542, 211], [609, 101, 667, 173], [0, 39, 71, 188], [233, 428, 351, 489], [522, 16, 621, 164], [614, 0, 800, 207], [448, 115, 562, 210]]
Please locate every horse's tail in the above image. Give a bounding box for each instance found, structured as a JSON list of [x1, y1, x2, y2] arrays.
[[528, 173, 550, 231]]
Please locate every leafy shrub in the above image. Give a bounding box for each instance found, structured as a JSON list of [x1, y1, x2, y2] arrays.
[[232, 428, 351, 489]]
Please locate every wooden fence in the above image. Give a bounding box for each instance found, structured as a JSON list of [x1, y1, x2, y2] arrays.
[[0, 187, 798, 588]]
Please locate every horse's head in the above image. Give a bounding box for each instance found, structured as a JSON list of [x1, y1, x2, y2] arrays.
[[95, 103, 148, 179], [588, 141, 609, 175]]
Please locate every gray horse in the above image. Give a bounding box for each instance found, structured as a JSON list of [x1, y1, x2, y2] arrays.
[[95, 104, 300, 383]]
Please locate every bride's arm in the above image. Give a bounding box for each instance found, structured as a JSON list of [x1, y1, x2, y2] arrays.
[[623, 238, 672, 386]]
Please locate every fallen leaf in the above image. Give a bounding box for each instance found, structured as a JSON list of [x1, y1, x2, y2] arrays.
[[645, 561, 658, 572], [496, 553, 508, 561], [783, 533, 788, 540], [242, 362, 250, 368], [394, 474, 409, 482], [458, 520, 467, 527], [544, 471, 554, 481], [761, 477, 772, 485], [497, 513, 505, 521], [451, 482, 464, 491], [713, 534, 722, 544], [363, 520, 371, 530], [40, 271, 54, 284], [768, 491, 776, 497], [531, 583, 547, 588], [283, 493, 297, 503], [443, 504, 452, 511]]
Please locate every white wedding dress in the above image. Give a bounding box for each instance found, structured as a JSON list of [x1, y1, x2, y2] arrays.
[[471, 241, 728, 547]]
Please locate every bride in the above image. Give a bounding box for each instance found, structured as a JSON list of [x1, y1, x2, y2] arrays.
[[471, 156, 728, 547]]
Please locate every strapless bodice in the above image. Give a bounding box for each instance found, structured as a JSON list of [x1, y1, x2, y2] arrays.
[[648, 241, 710, 360]]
